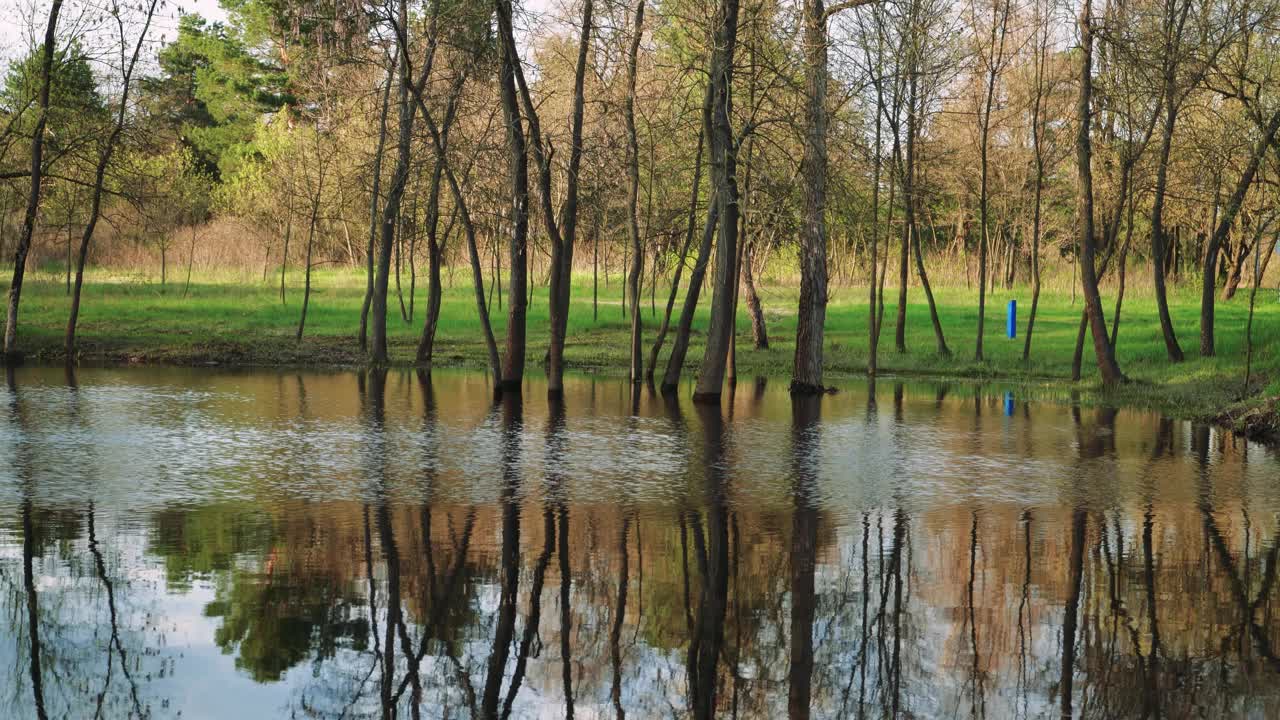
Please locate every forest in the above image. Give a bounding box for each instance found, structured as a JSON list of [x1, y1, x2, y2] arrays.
[[0, 0, 1278, 422]]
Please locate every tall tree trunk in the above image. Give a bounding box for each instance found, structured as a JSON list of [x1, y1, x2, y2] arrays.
[[495, 0, 530, 393], [360, 69, 394, 352], [411, 70, 501, 388], [593, 211, 599, 321], [4, 0, 64, 358], [1074, 0, 1126, 386], [296, 181, 322, 340], [416, 71, 468, 366], [893, 195, 909, 353], [1151, 102, 1184, 361], [648, 125, 705, 381], [975, 0, 1010, 362], [1110, 200, 1135, 349], [868, 35, 884, 377], [67, 0, 157, 356], [279, 203, 292, 304], [742, 239, 767, 349], [692, 0, 742, 402], [183, 227, 197, 298], [1200, 112, 1280, 356], [625, 0, 646, 384], [1022, 0, 1046, 362], [545, 0, 593, 395], [372, 34, 414, 365], [663, 200, 719, 393], [902, 41, 948, 357], [395, 202, 408, 322], [792, 0, 834, 394]]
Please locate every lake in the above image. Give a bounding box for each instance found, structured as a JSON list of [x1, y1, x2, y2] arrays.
[[1, 366, 1277, 719]]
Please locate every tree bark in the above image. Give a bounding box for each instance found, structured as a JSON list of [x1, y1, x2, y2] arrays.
[[372, 10, 416, 365], [495, 0, 530, 393], [4, 0, 64, 358], [792, 0, 835, 394], [279, 202, 292, 304], [410, 73, 502, 389], [416, 71, 468, 366], [296, 182, 322, 340], [902, 40, 948, 357], [1074, 0, 1126, 386], [663, 197, 719, 394], [692, 0, 742, 402], [360, 69, 394, 352], [647, 125, 705, 382], [742, 239, 767, 349], [624, 0, 646, 384], [1110, 200, 1135, 349], [66, 0, 157, 357], [544, 0, 593, 395], [974, 0, 1010, 362], [1022, 0, 1046, 362], [1200, 110, 1280, 357]]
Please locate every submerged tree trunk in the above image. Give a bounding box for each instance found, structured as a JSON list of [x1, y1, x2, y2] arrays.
[[545, 0, 593, 395], [1074, 0, 1125, 386], [410, 68, 501, 388], [648, 126, 705, 382], [792, 0, 843, 394], [372, 16, 416, 366], [495, 0, 530, 393], [663, 199, 719, 393], [624, 0, 646, 384], [692, 0, 743, 402], [867, 38, 884, 377], [417, 72, 468, 366], [5, 0, 64, 358], [360, 69, 394, 352]]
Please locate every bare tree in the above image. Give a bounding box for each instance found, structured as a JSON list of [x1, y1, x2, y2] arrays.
[[4, 0, 65, 358], [359, 67, 394, 353], [65, 0, 159, 357], [625, 0, 646, 385], [1074, 0, 1126, 386], [692, 0, 744, 402], [972, 0, 1011, 361]]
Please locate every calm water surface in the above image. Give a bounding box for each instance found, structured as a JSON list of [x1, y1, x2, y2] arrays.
[[1, 366, 1278, 719]]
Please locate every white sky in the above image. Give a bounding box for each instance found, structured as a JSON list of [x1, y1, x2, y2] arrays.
[[0, 0, 228, 74], [0, 0, 561, 79]]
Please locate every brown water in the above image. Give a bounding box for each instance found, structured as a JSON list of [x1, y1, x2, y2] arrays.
[[1, 366, 1278, 719]]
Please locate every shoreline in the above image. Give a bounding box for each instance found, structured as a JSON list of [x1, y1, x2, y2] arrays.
[[9, 332, 1277, 446]]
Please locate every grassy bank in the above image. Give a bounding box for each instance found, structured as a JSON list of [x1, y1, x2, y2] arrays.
[[6, 266, 1279, 433]]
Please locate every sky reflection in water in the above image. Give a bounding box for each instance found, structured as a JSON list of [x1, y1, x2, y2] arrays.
[[1, 366, 1278, 719]]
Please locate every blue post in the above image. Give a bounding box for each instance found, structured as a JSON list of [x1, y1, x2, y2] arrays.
[[1007, 300, 1017, 339], [1004, 391, 1014, 417]]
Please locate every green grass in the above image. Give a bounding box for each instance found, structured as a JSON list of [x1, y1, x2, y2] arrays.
[[6, 265, 1279, 426]]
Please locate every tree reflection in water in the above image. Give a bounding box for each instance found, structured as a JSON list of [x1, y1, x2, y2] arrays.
[[1, 368, 1279, 718]]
